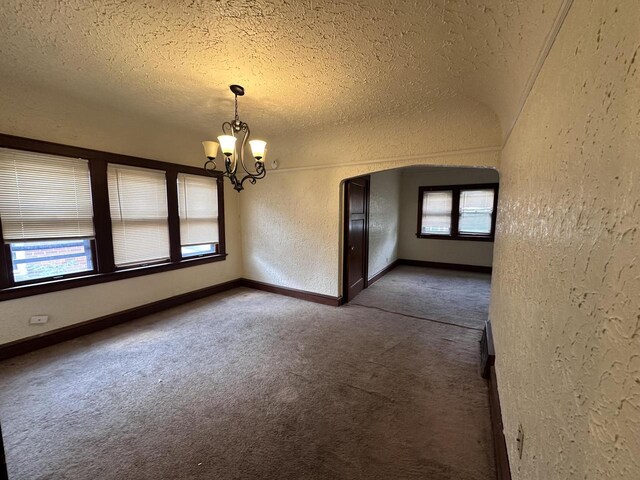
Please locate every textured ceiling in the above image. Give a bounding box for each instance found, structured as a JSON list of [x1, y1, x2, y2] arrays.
[[0, 0, 564, 143]]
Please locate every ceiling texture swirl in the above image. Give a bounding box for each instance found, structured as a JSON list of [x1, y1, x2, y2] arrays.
[[0, 0, 566, 146]]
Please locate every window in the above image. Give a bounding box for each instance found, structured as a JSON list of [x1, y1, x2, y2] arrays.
[[177, 173, 219, 258], [417, 183, 498, 240], [0, 134, 226, 300], [0, 148, 96, 283], [10, 239, 94, 283], [458, 189, 495, 235], [421, 190, 453, 235], [108, 164, 170, 267]]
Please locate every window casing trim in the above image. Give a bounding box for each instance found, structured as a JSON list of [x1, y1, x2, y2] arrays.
[[416, 183, 499, 241], [0, 133, 226, 301]]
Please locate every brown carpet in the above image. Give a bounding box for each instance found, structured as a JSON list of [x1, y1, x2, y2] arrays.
[[0, 270, 495, 479], [353, 265, 492, 330]]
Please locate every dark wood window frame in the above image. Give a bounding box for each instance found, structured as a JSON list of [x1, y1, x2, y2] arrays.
[[416, 183, 499, 241], [0, 133, 226, 301]]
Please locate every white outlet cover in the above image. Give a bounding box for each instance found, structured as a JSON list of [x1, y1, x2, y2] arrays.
[[30, 315, 49, 324]]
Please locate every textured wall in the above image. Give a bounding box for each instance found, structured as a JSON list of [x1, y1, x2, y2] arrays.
[[368, 169, 401, 278], [0, 90, 243, 345], [241, 149, 499, 297], [398, 167, 498, 267], [490, 1, 640, 478]]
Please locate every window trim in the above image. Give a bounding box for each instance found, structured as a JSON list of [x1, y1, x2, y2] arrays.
[[0, 133, 226, 301], [416, 183, 499, 241]]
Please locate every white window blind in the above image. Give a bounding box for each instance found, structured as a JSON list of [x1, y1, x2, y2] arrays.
[[459, 189, 494, 235], [177, 173, 219, 247], [421, 190, 453, 235], [0, 148, 94, 240], [108, 164, 169, 266]]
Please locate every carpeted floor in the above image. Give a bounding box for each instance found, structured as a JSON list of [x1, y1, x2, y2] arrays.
[[0, 268, 495, 480], [353, 265, 492, 330]]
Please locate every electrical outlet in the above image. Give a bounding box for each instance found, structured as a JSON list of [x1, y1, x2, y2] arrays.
[[516, 424, 525, 459], [30, 315, 49, 325]]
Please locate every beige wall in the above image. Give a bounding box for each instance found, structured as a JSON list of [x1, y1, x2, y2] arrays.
[[368, 169, 401, 279], [398, 167, 499, 267], [239, 96, 501, 298], [0, 84, 243, 345], [240, 149, 500, 298], [490, 1, 640, 478]]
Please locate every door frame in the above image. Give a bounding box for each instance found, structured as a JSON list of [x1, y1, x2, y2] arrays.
[[341, 175, 370, 304]]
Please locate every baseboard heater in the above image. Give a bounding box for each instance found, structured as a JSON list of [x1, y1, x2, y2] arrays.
[[481, 320, 511, 480]]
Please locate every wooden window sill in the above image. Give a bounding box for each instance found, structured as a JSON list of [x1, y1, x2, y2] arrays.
[[0, 253, 227, 301]]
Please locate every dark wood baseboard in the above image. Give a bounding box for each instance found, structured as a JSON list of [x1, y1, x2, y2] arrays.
[[0, 277, 343, 360], [489, 366, 512, 480], [241, 278, 341, 307], [0, 279, 242, 361], [398, 259, 492, 274], [368, 259, 399, 286]]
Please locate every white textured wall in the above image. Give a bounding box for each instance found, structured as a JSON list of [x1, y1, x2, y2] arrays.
[[0, 86, 243, 345], [240, 151, 499, 298], [490, 1, 640, 478], [398, 167, 499, 267], [240, 97, 501, 297], [368, 169, 401, 278]]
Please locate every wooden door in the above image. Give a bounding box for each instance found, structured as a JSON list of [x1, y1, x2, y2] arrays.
[[343, 176, 369, 303]]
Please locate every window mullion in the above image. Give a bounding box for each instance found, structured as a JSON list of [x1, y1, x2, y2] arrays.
[[0, 232, 10, 288], [166, 168, 181, 263], [215, 177, 226, 255], [451, 188, 461, 237], [88, 159, 115, 273]]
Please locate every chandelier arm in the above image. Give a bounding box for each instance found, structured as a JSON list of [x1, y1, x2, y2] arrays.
[[204, 158, 217, 173], [238, 123, 252, 176], [221, 121, 233, 135], [237, 163, 267, 190]]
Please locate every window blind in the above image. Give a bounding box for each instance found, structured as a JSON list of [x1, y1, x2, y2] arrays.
[[459, 189, 494, 235], [108, 164, 170, 266], [421, 190, 453, 235], [0, 147, 94, 240], [177, 173, 219, 246]]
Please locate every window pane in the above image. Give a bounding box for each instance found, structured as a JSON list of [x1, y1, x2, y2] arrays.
[[108, 164, 170, 266], [177, 173, 219, 253], [0, 148, 94, 240], [10, 239, 94, 283], [421, 190, 453, 235], [181, 243, 217, 258], [459, 189, 494, 235]]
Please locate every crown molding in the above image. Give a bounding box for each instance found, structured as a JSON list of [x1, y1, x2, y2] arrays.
[[502, 0, 575, 148]]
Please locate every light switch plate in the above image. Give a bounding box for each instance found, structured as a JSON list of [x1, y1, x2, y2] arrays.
[[30, 315, 49, 324]]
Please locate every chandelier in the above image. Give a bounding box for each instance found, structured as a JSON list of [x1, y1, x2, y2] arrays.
[[202, 85, 267, 192]]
